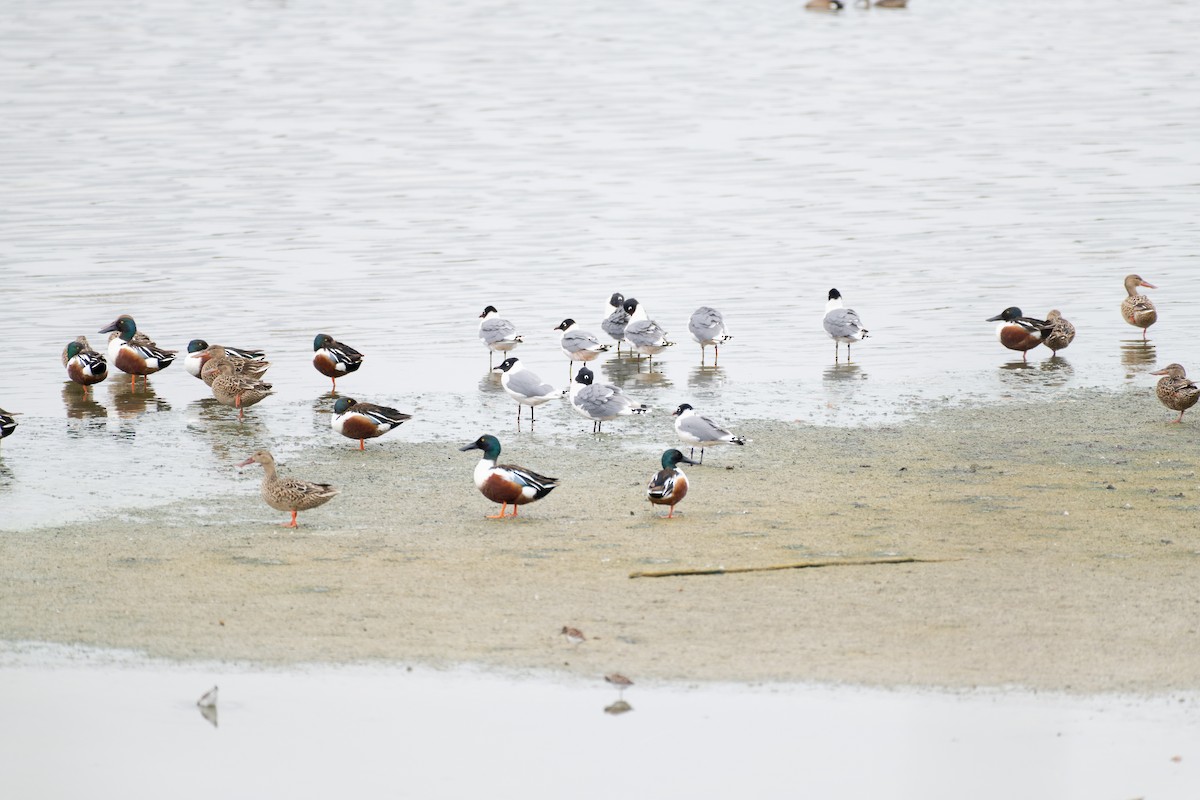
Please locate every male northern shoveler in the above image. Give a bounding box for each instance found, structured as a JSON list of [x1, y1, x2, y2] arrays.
[[312, 333, 364, 391], [98, 315, 177, 386], [688, 306, 732, 366], [601, 292, 629, 354], [459, 434, 559, 518], [331, 397, 412, 450], [209, 359, 274, 421], [198, 345, 271, 387], [570, 366, 649, 433], [1121, 274, 1158, 339], [64, 339, 108, 392], [672, 403, 746, 464], [554, 318, 610, 378], [0, 408, 18, 445], [184, 339, 266, 380], [237, 450, 338, 528], [1040, 310, 1076, 356], [61, 336, 91, 367], [985, 307, 1046, 362], [478, 306, 523, 368], [1150, 363, 1200, 423], [823, 289, 870, 362], [493, 357, 560, 429], [647, 449, 698, 518], [622, 298, 674, 368]]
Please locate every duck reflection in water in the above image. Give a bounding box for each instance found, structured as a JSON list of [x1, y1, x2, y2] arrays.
[[107, 378, 170, 419], [1121, 338, 1157, 377], [61, 383, 108, 421]]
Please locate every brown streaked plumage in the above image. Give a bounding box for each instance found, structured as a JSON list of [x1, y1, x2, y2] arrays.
[[199, 345, 271, 387], [237, 450, 339, 527], [561, 626, 585, 645], [1121, 274, 1157, 339], [209, 359, 273, 421], [1150, 363, 1199, 424], [1041, 310, 1076, 356]]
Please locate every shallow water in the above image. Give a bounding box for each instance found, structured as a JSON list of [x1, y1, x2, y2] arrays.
[[2, 0, 1199, 528], [1, 644, 1196, 799]]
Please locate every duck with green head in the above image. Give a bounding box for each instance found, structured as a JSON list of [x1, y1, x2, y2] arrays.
[[647, 449, 699, 518], [332, 397, 412, 450], [459, 434, 559, 518], [185, 339, 266, 380], [0, 408, 17, 446], [98, 315, 176, 387], [64, 339, 108, 393], [312, 333, 364, 392]]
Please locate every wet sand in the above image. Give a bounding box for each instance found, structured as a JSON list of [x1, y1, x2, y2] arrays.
[[3, 388, 1198, 692]]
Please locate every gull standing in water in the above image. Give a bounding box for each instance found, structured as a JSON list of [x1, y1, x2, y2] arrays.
[[493, 357, 560, 430], [478, 305, 523, 369], [570, 366, 648, 433], [688, 306, 732, 365], [823, 289, 869, 362], [601, 292, 629, 354], [671, 403, 746, 464], [622, 298, 674, 369], [554, 318, 610, 378]]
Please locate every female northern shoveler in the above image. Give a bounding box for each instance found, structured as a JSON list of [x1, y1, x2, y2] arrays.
[[622, 298, 675, 368], [1150, 363, 1200, 423], [986, 307, 1046, 362], [478, 306, 523, 368], [823, 289, 869, 362], [184, 339, 266, 380], [209, 358, 273, 421], [672, 403, 746, 464], [688, 306, 733, 366], [198, 345, 271, 387], [98, 315, 177, 386], [1041, 310, 1076, 356], [312, 333, 364, 391], [237, 450, 338, 528], [459, 434, 559, 518], [554, 318, 610, 378], [64, 339, 108, 392], [647, 449, 698, 518], [0, 408, 18, 445], [806, 0, 844, 10], [1121, 274, 1158, 339], [331, 397, 412, 450], [493, 357, 560, 429], [601, 292, 629, 354], [570, 366, 649, 433]]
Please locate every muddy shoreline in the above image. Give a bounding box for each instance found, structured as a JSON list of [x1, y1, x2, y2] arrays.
[[2, 388, 1198, 692]]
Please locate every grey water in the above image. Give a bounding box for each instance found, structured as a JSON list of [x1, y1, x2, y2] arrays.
[[2, 0, 1199, 528]]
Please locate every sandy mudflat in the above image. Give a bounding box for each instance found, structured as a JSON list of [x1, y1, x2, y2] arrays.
[[2, 388, 1198, 692]]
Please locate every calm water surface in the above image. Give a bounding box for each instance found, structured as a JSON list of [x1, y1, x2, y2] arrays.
[[2, 0, 1198, 527], [1, 644, 1196, 799]]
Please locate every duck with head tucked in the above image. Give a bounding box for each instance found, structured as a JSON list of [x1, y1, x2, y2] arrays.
[[185, 339, 266, 380], [1039, 310, 1076, 356], [64, 339, 108, 393], [331, 397, 412, 450], [312, 333, 364, 392]]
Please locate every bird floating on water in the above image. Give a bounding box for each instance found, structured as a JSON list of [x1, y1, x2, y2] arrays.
[[1150, 363, 1199, 424], [331, 397, 411, 449], [823, 289, 869, 362], [493, 357, 560, 429], [688, 306, 732, 365], [459, 434, 559, 518], [312, 333, 364, 392], [986, 307, 1045, 363], [478, 306, 523, 369], [672, 403, 746, 464], [1121, 274, 1158, 340], [570, 366, 649, 433], [647, 449, 698, 518], [237, 450, 339, 528], [98, 315, 176, 387]]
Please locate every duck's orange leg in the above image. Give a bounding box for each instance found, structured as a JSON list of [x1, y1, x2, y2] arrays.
[[487, 502, 508, 519], [511, 504, 519, 517], [666, 505, 676, 518], [282, 510, 299, 528], [359, 439, 365, 451]]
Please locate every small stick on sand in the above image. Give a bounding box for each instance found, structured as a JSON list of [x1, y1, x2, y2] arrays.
[[629, 556, 955, 579]]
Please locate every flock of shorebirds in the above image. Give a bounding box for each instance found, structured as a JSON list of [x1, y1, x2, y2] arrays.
[[0, 274, 1190, 525]]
